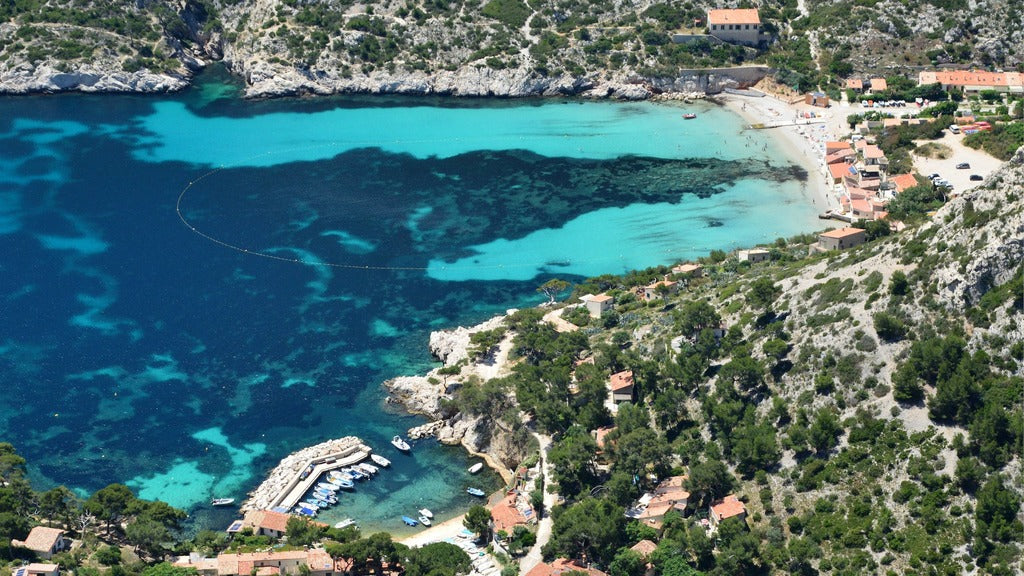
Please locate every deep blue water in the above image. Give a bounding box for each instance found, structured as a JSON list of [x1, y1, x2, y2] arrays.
[[0, 70, 821, 533]]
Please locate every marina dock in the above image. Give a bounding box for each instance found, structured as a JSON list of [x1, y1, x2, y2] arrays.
[[242, 436, 372, 512]]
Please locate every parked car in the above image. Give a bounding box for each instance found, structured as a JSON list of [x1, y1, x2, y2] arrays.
[[929, 173, 941, 180], [970, 174, 984, 181], [956, 162, 970, 169]]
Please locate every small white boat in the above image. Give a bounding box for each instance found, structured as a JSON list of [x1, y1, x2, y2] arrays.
[[356, 462, 378, 475], [418, 515, 432, 526], [392, 435, 411, 452], [418, 508, 433, 519], [468, 463, 484, 474], [370, 454, 391, 467], [211, 498, 235, 506], [334, 518, 357, 529]]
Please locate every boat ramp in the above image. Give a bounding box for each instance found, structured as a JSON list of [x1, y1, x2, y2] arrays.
[[242, 436, 372, 512]]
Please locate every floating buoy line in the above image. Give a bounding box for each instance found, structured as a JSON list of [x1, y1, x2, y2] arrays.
[[174, 146, 776, 273]]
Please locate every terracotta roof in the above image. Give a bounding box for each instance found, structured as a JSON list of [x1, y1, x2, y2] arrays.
[[825, 141, 850, 153], [651, 475, 690, 503], [859, 178, 882, 190], [824, 151, 853, 164], [645, 279, 677, 290], [710, 495, 746, 521], [635, 501, 674, 520], [846, 78, 863, 89], [19, 527, 64, 553], [850, 198, 873, 213], [923, 69, 1024, 88], [19, 564, 60, 576], [609, 370, 634, 392], [889, 173, 918, 192], [594, 426, 616, 450], [863, 145, 885, 159], [491, 495, 529, 533], [707, 8, 760, 25], [672, 263, 702, 274], [869, 78, 887, 91], [584, 293, 613, 303], [846, 187, 875, 200], [631, 540, 658, 557], [252, 510, 292, 533], [828, 163, 850, 179], [819, 227, 865, 239]]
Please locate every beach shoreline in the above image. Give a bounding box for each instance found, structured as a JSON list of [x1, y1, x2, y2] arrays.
[[717, 92, 844, 214]]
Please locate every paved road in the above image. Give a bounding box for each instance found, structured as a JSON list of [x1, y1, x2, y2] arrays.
[[520, 433, 556, 574]]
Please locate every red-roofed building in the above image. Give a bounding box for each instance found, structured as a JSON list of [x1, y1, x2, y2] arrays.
[[846, 78, 864, 92], [888, 173, 918, 193], [643, 279, 678, 301], [827, 162, 850, 185], [581, 293, 614, 319], [706, 9, 761, 45], [593, 426, 616, 452], [11, 528, 68, 560], [818, 227, 867, 250], [671, 263, 703, 278], [525, 559, 609, 576], [630, 540, 658, 558], [243, 510, 294, 539], [869, 78, 887, 92], [609, 370, 634, 404], [919, 69, 1024, 94], [11, 564, 60, 576], [709, 495, 747, 526], [825, 141, 851, 154], [825, 149, 856, 165], [174, 549, 339, 576], [491, 494, 530, 534], [862, 144, 886, 164]]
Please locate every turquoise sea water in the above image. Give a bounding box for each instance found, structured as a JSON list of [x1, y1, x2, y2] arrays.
[[0, 70, 820, 533]]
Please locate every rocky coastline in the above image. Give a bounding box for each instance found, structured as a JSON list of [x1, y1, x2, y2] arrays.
[[384, 312, 522, 484]]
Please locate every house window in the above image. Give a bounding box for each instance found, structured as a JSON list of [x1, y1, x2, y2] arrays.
[[744, 24, 749, 29]]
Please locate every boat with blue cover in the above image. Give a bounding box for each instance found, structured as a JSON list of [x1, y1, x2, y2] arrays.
[[329, 477, 355, 489], [466, 488, 485, 497], [401, 515, 418, 526]]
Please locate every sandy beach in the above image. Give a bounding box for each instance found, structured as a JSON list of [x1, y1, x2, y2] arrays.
[[718, 91, 843, 213]]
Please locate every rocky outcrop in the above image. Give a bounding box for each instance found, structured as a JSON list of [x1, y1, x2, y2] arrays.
[[929, 145, 1024, 310], [428, 313, 509, 366], [0, 62, 190, 94]]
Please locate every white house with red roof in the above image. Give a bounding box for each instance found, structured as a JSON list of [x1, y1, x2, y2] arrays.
[[11, 527, 68, 560], [11, 564, 60, 576], [709, 495, 747, 526], [580, 293, 614, 319], [608, 370, 635, 404], [706, 9, 761, 45]]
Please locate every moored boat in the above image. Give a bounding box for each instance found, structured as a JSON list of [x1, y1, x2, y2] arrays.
[[683, 113, 697, 119], [211, 498, 235, 506], [392, 435, 412, 452], [401, 515, 418, 526], [358, 462, 379, 475], [418, 508, 433, 519], [370, 454, 391, 467], [335, 518, 357, 529], [467, 488, 485, 497], [330, 477, 355, 489], [316, 482, 339, 492], [418, 515, 432, 526], [468, 463, 484, 474]]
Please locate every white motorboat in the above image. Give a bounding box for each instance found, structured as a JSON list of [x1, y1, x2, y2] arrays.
[[418, 515, 432, 526], [370, 454, 391, 467], [391, 435, 411, 452], [211, 498, 235, 506], [468, 463, 484, 474], [418, 508, 433, 519], [334, 518, 357, 529]]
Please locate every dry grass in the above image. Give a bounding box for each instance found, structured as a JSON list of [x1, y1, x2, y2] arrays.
[[915, 142, 953, 159]]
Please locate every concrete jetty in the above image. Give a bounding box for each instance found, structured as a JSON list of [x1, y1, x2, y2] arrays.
[[242, 436, 372, 512]]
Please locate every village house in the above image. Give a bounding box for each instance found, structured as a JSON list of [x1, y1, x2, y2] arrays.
[[174, 549, 341, 576], [11, 564, 60, 576], [805, 91, 829, 107], [642, 279, 678, 301], [671, 263, 703, 278], [709, 495, 747, 526], [11, 527, 68, 560], [593, 426, 616, 454], [737, 248, 770, 263], [918, 69, 1024, 95], [608, 370, 635, 404], [888, 173, 918, 193], [630, 540, 658, 576], [580, 293, 613, 319], [706, 9, 761, 46], [825, 141, 850, 155], [818, 227, 867, 251], [868, 78, 887, 92], [625, 475, 690, 528], [240, 509, 323, 539], [491, 493, 532, 536], [828, 162, 851, 186], [845, 78, 864, 93], [525, 559, 608, 576]]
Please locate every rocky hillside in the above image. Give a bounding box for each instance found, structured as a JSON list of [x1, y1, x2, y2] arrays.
[[1, 0, 1020, 96], [389, 146, 1022, 574]]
